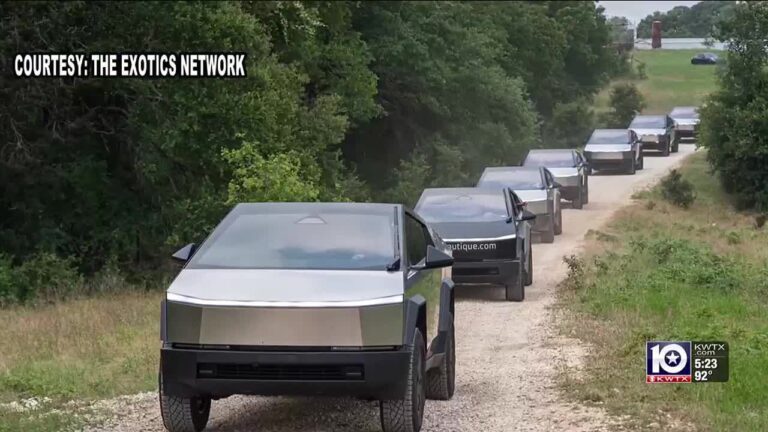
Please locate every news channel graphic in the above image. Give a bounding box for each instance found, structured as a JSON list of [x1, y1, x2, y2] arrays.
[[646, 341, 729, 383], [12, 53, 247, 78]]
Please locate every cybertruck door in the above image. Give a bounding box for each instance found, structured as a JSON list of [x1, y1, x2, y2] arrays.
[[403, 211, 441, 347]]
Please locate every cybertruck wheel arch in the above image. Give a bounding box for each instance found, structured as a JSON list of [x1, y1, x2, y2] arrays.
[[403, 296, 427, 348], [438, 279, 455, 333]]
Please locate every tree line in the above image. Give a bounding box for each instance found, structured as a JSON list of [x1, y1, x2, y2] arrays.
[[0, 1, 619, 302], [636, 1, 735, 39]]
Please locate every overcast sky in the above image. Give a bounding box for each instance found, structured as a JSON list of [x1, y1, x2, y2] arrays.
[[599, 1, 702, 25]]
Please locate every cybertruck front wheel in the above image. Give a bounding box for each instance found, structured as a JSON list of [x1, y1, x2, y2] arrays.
[[505, 270, 525, 302], [525, 251, 533, 286], [426, 318, 455, 400], [381, 329, 426, 432], [159, 373, 211, 432], [572, 186, 584, 209]]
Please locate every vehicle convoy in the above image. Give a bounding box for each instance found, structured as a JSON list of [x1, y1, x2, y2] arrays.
[[476, 166, 562, 243], [415, 187, 536, 302], [159, 202, 456, 432], [522, 149, 589, 210], [629, 114, 676, 155], [583, 129, 643, 175], [669, 106, 700, 145]]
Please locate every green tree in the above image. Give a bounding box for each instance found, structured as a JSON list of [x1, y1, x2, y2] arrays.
[[699, 2, 768, 210], [605, 83, 645, 128]]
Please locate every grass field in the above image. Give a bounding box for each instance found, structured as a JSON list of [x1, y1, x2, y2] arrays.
[[595, 49, 721, 114], [0, 291, 161, 431], [560, 153, 768, 431]]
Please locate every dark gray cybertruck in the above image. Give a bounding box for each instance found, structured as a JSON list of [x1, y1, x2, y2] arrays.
[[415, 188, 535, 302], [159, 202, 456, 432]]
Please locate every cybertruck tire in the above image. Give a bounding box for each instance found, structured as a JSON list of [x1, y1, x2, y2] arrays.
[[525, 251, 533, 286], [541, 218, 555, 243], [672, 136, 680, 153], [159, 373, 211, 432], [661, 140, 670, 156], [627, 159, 636, 175], [583, 179, 590, 204], [505, 269, 525, 302], [381, 329, 426, 432], [426, 318, 455, 401], [554, 207, 563, 235], [572, 186, 583, 209]]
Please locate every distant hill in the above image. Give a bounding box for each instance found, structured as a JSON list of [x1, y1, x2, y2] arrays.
[[636, 1, 735, 38]]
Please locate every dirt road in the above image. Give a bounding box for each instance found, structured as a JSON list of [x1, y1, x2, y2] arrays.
[[92, 145, 696, 432]]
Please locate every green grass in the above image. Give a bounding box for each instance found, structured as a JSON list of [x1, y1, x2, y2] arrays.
[[0, 291, 160, 431], [560, 152, 768, 431], [596, 49, 721, 114]]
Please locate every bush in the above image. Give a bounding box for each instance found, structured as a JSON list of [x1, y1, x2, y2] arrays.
[[660, 169, 696, 208], [0, 253, 82, 306], [544, 99, 596, 148], [604, 83, 646, 128]]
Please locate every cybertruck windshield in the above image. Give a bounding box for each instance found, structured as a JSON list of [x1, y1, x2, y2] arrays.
[[524, 151, 574, 168], [188, 204, 396, 270], [630, 116, 665, 128], [588, 129, 629, 144], [478, 168, 544, 190], [416, 189, 509, 223]]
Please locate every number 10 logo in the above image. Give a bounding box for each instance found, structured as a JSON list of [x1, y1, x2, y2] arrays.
[[646, 341, 692, 383]]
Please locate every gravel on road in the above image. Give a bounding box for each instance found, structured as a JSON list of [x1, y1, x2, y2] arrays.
[[87, 146, 696, 432]]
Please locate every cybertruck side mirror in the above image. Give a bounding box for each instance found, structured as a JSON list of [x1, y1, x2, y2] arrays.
[[417, 245, 454, 270], [520, 210, 537, 222], [172, 243, 196, 263]]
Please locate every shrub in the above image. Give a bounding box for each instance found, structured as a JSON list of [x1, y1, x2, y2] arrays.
[[0, 253, 82, 305], [660, 169, 696, 208], [544, 99, 596, 148], [605, 82, 645, 128], [562, 254, 586, 291]]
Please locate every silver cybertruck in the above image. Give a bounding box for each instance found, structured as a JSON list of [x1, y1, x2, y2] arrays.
[[583, 129, 643, 175], [476, 166, 562, 243], [159, 203, 456, 432], [522, 148, 589, 209], [669, 106, 700, 145]]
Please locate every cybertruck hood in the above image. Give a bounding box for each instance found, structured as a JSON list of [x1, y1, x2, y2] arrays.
[[546, 167, 579, 178], [631, 128, 666, 136], [167, 268, 403, 305], [513, 189, 548, 204], [584, 143, 632, 153], [430, 220, 515, 241]]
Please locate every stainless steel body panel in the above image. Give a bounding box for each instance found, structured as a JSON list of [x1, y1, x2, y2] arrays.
[[166, 300, 403, 347]]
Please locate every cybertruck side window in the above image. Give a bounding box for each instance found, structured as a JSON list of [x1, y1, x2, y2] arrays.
[[404, 214, 428, 266], [187, 210, 396, 270]]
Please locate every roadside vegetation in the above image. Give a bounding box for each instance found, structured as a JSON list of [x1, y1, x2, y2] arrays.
[[561, 4, 768, 430], [561, 153, 768, 430]]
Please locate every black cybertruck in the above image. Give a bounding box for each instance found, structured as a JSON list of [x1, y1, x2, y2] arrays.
[[160, 203, 456, 432], [415, 187, 536, 302]]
